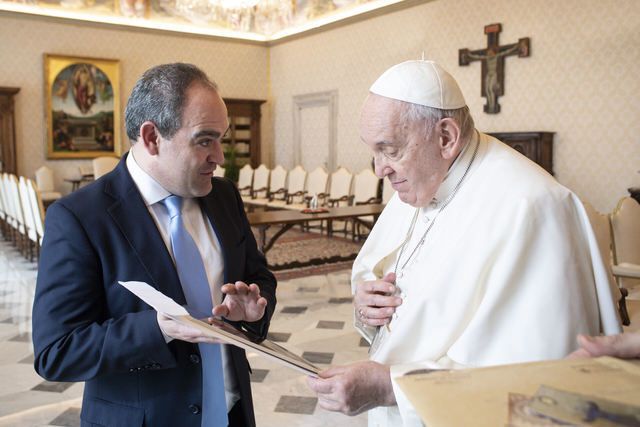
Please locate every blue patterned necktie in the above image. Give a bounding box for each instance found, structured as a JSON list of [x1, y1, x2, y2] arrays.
[[163, 195, 228, 427]]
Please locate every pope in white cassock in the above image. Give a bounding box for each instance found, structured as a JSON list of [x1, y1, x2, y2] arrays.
[[306, 60, 622, 426]]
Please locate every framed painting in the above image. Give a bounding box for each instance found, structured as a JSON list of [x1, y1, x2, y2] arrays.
[[44, 54, 121, 159]]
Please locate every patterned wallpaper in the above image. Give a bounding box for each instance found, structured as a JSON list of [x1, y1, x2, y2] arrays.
[[0, 13, 268, 193], [2, 0, 639, 212], [269, 0, 640, 213]]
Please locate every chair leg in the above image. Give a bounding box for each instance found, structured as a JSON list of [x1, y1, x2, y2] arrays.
[[619, 287, 631, 326]]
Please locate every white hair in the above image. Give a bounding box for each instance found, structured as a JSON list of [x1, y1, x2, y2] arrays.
[[398, 102, 475, 142]]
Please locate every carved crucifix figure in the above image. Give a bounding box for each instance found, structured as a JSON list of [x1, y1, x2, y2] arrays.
[[459, 23, 530, 114]]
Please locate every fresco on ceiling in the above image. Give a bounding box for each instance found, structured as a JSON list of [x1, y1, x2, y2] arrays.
[[3, 0, 376, 35]]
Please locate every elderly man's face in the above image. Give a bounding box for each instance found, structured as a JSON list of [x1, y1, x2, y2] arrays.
[[359, 94, 450, 208], [154, 83, 228, 198]]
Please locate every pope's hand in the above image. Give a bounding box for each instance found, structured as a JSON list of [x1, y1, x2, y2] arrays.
[[567, 333, 640, 359], [212, 281, 267, 322], [353, 272, 402, 327], [306, 361, 396, 416]]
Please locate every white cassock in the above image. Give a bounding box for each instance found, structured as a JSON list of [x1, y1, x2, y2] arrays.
[[352, 132, 622, 427]]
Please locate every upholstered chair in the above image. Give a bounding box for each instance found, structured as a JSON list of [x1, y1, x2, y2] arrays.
[[92, 156, 120, 179], [34, 166, 62, 203]]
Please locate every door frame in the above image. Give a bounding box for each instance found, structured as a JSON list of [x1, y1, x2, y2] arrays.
[[292, 90, 338, 173]]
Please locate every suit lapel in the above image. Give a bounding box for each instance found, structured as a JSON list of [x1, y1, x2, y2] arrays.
[[105, 156, 186, 303]]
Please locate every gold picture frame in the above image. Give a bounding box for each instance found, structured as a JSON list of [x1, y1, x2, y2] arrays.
[[44, 54, 121, 159]]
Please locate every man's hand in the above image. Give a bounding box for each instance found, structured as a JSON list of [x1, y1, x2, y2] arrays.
[[568, 333, 640, 359], [306, 361, 396, 416], [353, 272, 402, 327], [156, 312, 223, 344], [212, 281, 267, 322]]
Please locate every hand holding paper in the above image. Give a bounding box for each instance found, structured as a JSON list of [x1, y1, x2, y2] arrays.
[[119, 280, 320, 377], [156, 312, 224, 345], [307, 361, 395, 416], [118, 280, 223, 344]]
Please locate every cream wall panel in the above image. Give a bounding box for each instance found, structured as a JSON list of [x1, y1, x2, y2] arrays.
[[299, 105, 330, 171], [0, 14, 268, 193], [270, 0, 640, 212]]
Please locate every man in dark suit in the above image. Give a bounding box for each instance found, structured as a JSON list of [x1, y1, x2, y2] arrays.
[[32, 63, 277, 427]]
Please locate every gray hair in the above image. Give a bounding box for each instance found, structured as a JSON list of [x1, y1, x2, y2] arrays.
[[124, 63, 218, 143], [398, 102, 475, 143]]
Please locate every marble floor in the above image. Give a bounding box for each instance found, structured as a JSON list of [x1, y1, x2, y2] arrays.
[[0, 239, 369, 427]]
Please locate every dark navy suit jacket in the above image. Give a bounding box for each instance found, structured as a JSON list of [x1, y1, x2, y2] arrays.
[[32, 155, 277, 427]]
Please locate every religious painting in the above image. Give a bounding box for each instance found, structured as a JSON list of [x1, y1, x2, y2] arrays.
[[44, 54, 121, 159]]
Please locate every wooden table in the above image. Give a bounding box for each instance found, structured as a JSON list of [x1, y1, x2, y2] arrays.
[[247, 204, 386, 253], [64, 175, 94, 191]]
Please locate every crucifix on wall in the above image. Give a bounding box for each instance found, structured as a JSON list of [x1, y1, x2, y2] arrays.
[[459, 23, 530, 114]]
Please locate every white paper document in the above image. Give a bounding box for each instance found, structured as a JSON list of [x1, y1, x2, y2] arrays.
[[119, 281, 190, 317], [119, 280, 320, 377]]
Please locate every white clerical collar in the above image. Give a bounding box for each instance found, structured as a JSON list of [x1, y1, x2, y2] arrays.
[[426, 130, 479, 210], [126, 149, 171, 206]]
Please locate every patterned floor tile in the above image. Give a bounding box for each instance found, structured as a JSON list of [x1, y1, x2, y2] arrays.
[[296, 286, 320, 293], [250, 369, 270, 383], [32, 381, 75, 393], [329, 297, 353, 304], [0, 316, 30, 324], [280, 306, 307, 314], [19, 353, 34, 364], [359, 337, 370, 347], [267, 332, 291, 342], [49, 407, 81, 427], [317, 320, 345, 330], [274, 396, 317, 415], [8, 332, 31, 342], [302, 351, 334, 364]]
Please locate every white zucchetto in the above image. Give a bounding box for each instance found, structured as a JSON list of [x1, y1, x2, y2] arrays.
[[370, 60, 467, 109]]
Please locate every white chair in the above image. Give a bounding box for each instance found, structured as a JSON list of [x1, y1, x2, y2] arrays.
[[237, 164, 254, 202], [610, 197, 640, 294], [250, 165, 287, 208], [79, 164, 94, 178], [35, 166, 62, 203], [213, 166, 226, 178], [267, 165, 307, 209], [283, 166, 328, 211], [583, 201, 626, 326], [6, 174, 26, 253], [351, 169, 382, 240], [327, 167, 354, 207], [0, 174, 8, 237], [382, 177, 395, 204], [26, 178, 45, 254], [18, 176, 39, 261], [1, 174, 13, 238], [250, 164, 270, 201], [92, 156, 120, 179], [325, 167, 354, 236], [267, 165, 288, 203]]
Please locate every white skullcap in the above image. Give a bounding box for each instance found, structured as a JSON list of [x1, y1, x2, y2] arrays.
[[370, 60, 466, 109]]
